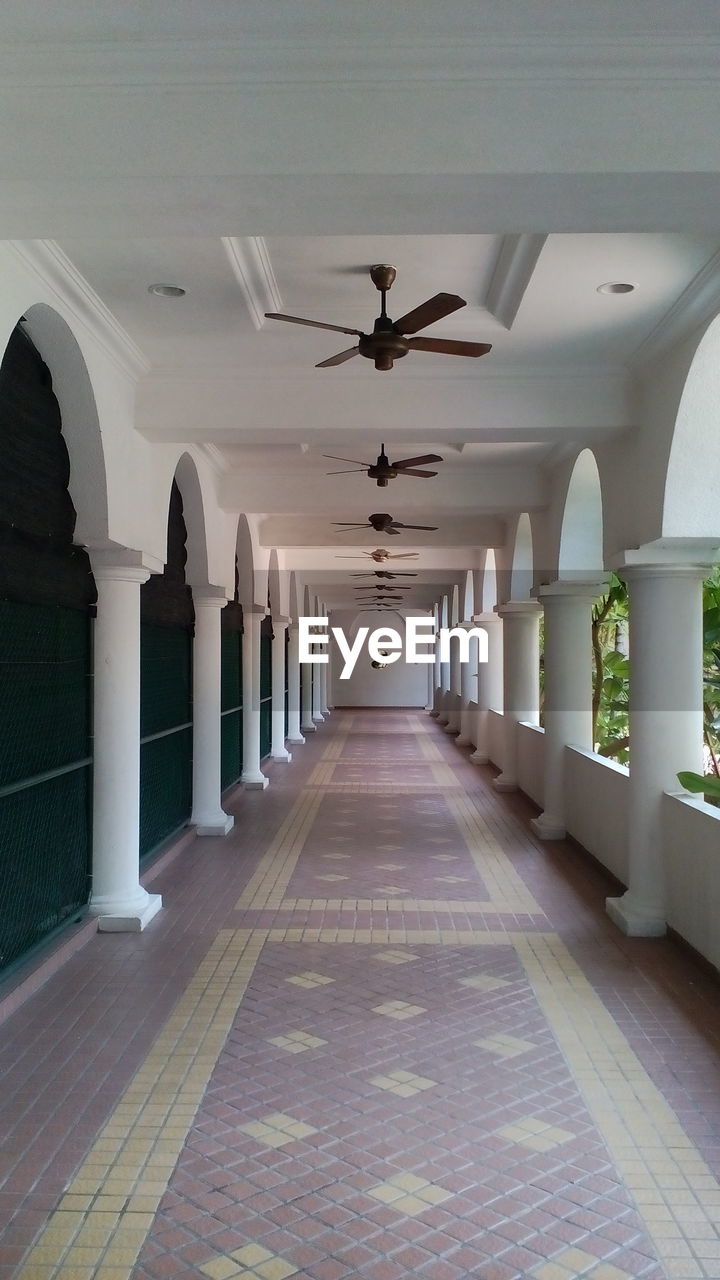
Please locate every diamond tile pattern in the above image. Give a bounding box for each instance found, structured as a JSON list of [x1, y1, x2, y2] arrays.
[[6, 709, 713, 1280]]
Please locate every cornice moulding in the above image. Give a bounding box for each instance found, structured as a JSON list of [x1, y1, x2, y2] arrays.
[[630, 248, 720, 367], [222, 237, 282, 331], [9, 240, 150, 380]]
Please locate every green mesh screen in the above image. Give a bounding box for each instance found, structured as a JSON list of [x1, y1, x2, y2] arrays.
[[0, 768, 91, 972], [260, 633, 272, 759], [221, 629, 242, 790], [139, 624, 192, 858], [0, 602, 91, 786], [0, 601, 91, 973], [139, 728, 193, 856]]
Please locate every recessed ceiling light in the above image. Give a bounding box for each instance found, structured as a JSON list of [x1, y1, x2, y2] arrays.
[[148, 283, 186, 297], [596, 281, 635, 295]]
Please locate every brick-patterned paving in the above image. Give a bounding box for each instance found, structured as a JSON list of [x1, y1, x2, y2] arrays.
[[2, 710, 720, 1280]]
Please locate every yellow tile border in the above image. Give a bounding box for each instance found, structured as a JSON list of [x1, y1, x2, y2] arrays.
[[277, 897, 546, 916], [17, 928, 267, 1280], [235, 789, 324, 910], [517, 934, 720, 1279], [446, 791, 542, 913]]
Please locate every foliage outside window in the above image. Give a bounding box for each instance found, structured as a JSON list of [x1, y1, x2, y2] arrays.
[[592, 574, 629, 763]]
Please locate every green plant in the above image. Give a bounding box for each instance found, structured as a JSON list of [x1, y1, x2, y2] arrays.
[[592, 574, 630, 763]]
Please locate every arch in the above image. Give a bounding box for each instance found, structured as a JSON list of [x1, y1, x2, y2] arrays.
[[462, 570, 474, 622], [482, 549, 499, 612], [450, 583, 460, 627], [510, 513, 534, 601], [172, 453, 210, 587], [235, 514, 267, 610], [558, 449, 604, 577], [662, 313, 720, 542], [440, 595, 449, 629], [268, 549, 290, 620], [20, 304, 109, 548]]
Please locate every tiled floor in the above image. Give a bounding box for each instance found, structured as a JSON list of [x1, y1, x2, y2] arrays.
[[3, 711, 720, 1280]]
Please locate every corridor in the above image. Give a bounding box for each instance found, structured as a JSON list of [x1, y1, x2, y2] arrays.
[[3, 712, 720, 1280]]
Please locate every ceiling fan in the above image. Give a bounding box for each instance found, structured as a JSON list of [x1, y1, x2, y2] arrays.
[[351, 570, 417, 578], [352, 584, 411, 591], [333, 512, 437, 536], [323, 442, 442, 486], [336, 548, 419, 562], [265, 264, 492, 371]]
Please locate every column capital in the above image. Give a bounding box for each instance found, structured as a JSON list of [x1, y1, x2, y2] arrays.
[[242, 603, 268, 616], [495, 600, 543, 619], [533, 578, 608, 604], [611, 544, 719, 574], [193, 585, 231, 608], [618, 562, 711, 583], [472, 611, 502, 626], [89, 546, 163, 583], [273, 615, 291, 630]]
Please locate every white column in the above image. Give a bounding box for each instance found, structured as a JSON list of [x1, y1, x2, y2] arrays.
[[493, 601, 542, 791], [606, 563, 706, 937], [241, 609, 269, 789], [425, 658, 434, 712], [191, 590, 234, 834], [530, 581, 603, 840], [301, 651, 316, 733], [286, 624, 305, 744], [456, 628, 478, 745], [89, 554, 162, 932], [271, 620, 292, 761], [312, 659, 325, 723], [429, 609, 442, 716], [471, 613, 503, 765], [443, 631, 463, 734]]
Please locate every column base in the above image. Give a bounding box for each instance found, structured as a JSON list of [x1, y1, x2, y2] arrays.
[[492, 772, 517, 792], [242, 772, 269, 790], [287, 734, 306, 745], [312, 714, 324, 723], [272, 749, 292, 762], [455, 733, 472, 746], [94, 891, 163, 934], [320, 708, 330, 717], [530, 813, 566, 841], [606, 893, 666, 937], [193, 813, 234, 836], [443, 722, 460, 735], [470, 750, 489, 764], [428, 709, 440, 718], [300, 721, 316, 733]]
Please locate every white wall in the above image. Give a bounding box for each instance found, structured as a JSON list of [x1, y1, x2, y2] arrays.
[[664, 793, 720, 971], [329, 611, 428, 707], [488, 709, 505, 769], [565, 746, 629, 884], [517, 721, 544, 806]]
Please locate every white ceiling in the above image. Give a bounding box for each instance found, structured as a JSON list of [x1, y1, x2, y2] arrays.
[[3, 0, 720, 611]]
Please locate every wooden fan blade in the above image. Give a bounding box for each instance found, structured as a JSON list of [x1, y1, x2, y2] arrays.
[[407, 337, 492, 357], [332, 522, 370, 528], [326, 468, 367, 474], [265, 312, 362, 336], [323, 453, 370, 465], [395, 468, 437, 478], [393, 453, 443, 468], [394, 293, 466, 334], [393, 522, 438, 531], [316, 346, 360, 367], [387, 553, 419, 559]]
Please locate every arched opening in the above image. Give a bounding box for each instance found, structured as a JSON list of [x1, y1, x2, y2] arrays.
[[0, 321, 97, 972], [462, 570, 474, 622], [221, 563, 243, 792], [510, 513, 534, 601], [558, 450, 604, 577], [139, 479, 194, 858], [483, 549, 499, 612]]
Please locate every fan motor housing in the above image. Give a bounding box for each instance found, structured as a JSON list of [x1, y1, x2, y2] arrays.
[[359, 330, 409, 370]]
